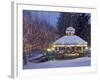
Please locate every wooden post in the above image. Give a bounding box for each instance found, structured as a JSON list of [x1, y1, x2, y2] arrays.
[[65, 47, 67, 53], [57, 47, 59, 51], [74, 46, 76, 52], [81, 46, 84, 53]]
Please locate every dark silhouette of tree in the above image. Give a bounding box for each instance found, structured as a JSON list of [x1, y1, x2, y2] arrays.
[[57, 12, 79, 36], [57, 12, 91, 46], [76, 13, 91, 46]]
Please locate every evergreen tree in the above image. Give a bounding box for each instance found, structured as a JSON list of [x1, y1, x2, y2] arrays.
[[57, 12, 91, 46], [76, 13, 91, 46]]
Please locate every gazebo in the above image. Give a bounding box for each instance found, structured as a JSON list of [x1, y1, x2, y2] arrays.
[[52, 27, 88, 56]]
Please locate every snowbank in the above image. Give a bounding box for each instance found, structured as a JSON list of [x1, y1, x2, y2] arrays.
[[23, 57, 91, 69]]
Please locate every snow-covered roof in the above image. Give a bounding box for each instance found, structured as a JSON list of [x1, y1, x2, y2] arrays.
[[66, 27, 75, 31], [53, 35, 87, 45], [66, 27, 75, 35]]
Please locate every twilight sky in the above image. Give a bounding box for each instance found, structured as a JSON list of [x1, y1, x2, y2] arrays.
[[23, 10, 60, 27], [23, 10, 91, 27]]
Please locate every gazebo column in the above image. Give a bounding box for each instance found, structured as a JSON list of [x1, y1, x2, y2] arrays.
[[81, 46, 84, 53], [74, 46, 76, 53], [85, 46, 88, 50], [65, 46, 67, 53], [57, 47, 59, 51]]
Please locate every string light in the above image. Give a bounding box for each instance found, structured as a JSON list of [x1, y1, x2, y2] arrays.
[[52, 44, 87, 47]]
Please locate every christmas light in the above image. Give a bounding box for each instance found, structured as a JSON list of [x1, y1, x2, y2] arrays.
[[47, 48, 52, 52], [52, 44, 87, 47]]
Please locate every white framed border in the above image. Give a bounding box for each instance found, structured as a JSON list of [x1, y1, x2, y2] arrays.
[[11, 1, 97, 78]]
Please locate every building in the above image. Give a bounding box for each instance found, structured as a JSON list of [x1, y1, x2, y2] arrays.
[[52, 27, 88, 56]]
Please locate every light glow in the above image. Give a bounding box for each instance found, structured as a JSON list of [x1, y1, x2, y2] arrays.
[[47, 48, 52, 52], [53, 44, 87, 47]]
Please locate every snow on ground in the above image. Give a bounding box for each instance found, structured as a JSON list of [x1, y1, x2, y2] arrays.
[[23, 57, 91, 69]]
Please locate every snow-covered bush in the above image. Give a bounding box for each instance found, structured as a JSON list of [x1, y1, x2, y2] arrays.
[[83, 48, 91, 57], [78, 48, 91, 57]]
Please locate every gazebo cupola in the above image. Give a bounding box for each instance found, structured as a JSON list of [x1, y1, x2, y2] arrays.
[[66, 27, 75, 36]]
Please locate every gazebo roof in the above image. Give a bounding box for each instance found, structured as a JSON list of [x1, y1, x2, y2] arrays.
[[53, 35, 87, 45]]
